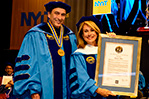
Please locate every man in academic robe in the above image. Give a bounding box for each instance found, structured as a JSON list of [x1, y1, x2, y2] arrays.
[[13, 1, 77, 99]]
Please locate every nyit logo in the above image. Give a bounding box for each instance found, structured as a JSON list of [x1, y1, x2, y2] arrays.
[[21, 11, 48, 26], [94, 0, 108, 6]]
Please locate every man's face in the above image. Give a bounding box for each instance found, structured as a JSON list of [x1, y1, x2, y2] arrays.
[[5, 65, 13, 75], [48, 8, 66, 28]]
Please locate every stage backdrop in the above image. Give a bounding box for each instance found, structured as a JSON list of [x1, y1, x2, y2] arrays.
[[10, 0, 65, 50]]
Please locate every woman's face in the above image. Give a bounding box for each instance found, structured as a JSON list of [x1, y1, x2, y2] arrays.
[[82, 24, 98, 46]]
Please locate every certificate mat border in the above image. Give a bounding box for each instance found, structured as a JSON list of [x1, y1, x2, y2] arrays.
[[95, 34, 142, 96]]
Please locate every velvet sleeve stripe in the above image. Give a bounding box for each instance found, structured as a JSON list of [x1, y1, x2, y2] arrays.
[[15, 55, 30, 63], [14, 74, 30, 82], [14, 65, 30, 72], [70, 83, 79, 92], [69, 76, 77, 85], [69, 68, 76, 76]]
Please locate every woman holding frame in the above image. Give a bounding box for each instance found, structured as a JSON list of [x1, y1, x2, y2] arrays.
[[69, 16, 118, 99]]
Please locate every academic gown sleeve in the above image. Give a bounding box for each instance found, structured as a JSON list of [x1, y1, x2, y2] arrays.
[[13, 32, 42, 98], [138, 72, 146, 90], [69, 54, 98, 98]]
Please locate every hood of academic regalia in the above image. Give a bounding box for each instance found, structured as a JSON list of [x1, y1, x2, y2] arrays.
[[73, 44, 98, 55]]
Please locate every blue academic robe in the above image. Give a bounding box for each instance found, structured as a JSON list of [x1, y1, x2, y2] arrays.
[[138, 72, 146, 90], [69, 45, 118, 99], [13, 23, 77, 99]]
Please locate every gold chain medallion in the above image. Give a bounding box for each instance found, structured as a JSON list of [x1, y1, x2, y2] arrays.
[[57, 49, 65, 56]]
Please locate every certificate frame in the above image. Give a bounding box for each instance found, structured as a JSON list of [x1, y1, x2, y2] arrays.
[[95, 34, 142, 96]]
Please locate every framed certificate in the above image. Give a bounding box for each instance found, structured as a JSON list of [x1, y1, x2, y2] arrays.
[[95, 34, 142, 96]]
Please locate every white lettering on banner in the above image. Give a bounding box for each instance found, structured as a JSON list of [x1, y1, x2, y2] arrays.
[[94, 0, 108, 6]]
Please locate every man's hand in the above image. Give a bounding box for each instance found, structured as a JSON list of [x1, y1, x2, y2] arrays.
[[31, 93, 40, 99], [8, 80, 14, 85], [5, 84, 12, 88], [5, 80, 14, 88]]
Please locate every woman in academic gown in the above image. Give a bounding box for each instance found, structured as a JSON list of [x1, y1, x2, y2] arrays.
[[69, 16, 119, 99]]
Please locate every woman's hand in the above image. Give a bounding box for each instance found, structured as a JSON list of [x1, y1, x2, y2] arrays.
[[31, 93, 40, 99], [106, 32, 116, 37], [95, 88, 116, 97]]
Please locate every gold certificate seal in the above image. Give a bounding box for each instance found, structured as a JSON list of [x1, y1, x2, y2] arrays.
[[115, 46, 123, 53]]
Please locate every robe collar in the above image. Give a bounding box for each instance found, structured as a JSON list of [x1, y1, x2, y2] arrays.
[[74, 44, 98, 55], [27, 23, 73, 35]]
